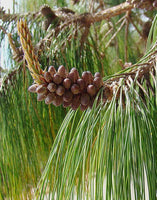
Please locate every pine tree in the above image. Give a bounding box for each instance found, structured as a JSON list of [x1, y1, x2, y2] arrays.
[[0, 0, 156, 199]]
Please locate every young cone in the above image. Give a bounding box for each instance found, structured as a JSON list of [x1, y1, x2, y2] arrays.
[[26, 65, 105, 110]]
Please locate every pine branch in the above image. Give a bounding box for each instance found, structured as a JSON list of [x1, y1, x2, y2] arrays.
[[5, 1, 156, 58], [0, 7, 40, 23], [36, 1, 157, 53], [1, 1, 156, 26], [17, 20, 156, 111]]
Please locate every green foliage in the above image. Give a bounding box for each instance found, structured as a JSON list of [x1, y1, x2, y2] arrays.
[[37, 84, 156, 200], [0, 0, 157, 199]]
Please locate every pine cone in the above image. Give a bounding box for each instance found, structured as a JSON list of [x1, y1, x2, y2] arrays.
[[28, 65, 108, 111]]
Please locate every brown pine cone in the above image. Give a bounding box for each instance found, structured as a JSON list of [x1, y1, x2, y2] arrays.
[[47, 82, 57, 92], [63, 90, 73, 102], [81, 93, 90, 106], [28, 84, 38, 93], [53, 74, 63, 84], [52, 95, 63, 106], [82, 71, 93, 86], [68, 68, 79, 83], [56, 85, 65, 96], [71, 94, 81, 110], [63, 78, 72, 89], [77, 78, 85, 91], [71, 84, 80, 94], [28, 66, 105, 110], [37, 93, 48, 101], [87, 84, 96, 96], [36, 84, 48, 94], [57, 65, 67, 78], [94, 72, 101, 78], [44, 72, 53, 83], [93, 77, 103, 89], [48, 66, 56, 77], [45, 93, 55, 104]]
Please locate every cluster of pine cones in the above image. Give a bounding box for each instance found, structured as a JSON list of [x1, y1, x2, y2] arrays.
[[28, 66, 104, 111]]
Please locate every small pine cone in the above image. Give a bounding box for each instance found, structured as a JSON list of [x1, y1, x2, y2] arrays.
[[35, 66, 105, 110], [63, 101, 71, 108], [68, 68, 79, 83], [45, 93, 55, 104], [80, 104, 89, 111], [48, 66, 56, 77], [53, 74, 63, 84], [82, 71, 88, 81], [82, 71, 93, 86], [81, 93, 90, 106], [87, 71, 93, 81], [52, 95, 63, 106], [36, 84, 48, 94], [70, 68, 79, 78], [87, 84, 96, 96], [44, 71, 53, 83], [56, 85, 65, 96], [63, 90, 73, 102], [47, 82, 57, 92], [77, 79, 85, 91], [93, 77, 103, 89], [71, 84, 80, 94], [57, 65, 67, 78], [68, 72, 76, 83], [71, 94, 81, 110], [28, 84, 38, 93], [37, 93, 48, 101], [63, 78, 72, 89], [94, 72, 101, 78]]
